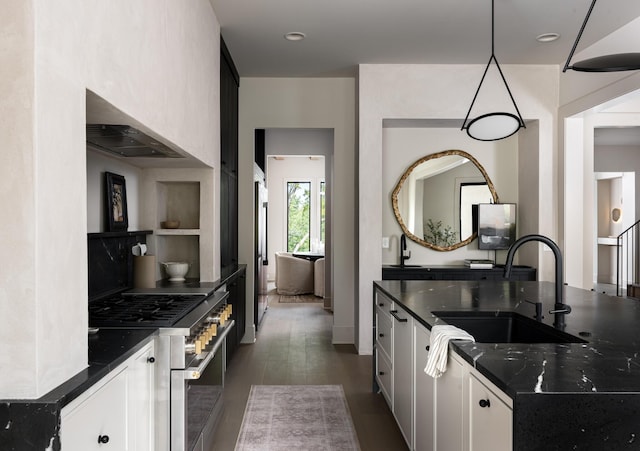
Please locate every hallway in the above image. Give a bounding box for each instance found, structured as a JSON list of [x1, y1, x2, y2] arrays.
[[211, 299, 407, 450]]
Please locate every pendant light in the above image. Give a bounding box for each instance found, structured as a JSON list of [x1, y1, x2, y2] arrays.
[[564, 0, 640, 72], [461, 0, 525, 141]]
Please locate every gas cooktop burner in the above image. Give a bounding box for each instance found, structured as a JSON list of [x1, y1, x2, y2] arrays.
[[89, 294, 207, 328]]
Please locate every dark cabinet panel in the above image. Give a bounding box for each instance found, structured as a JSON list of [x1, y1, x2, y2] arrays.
[[381, 265, 536, 281], [220, 37, 239, 272], [220, 171, 238, 269], [220, 37, 239, 174]]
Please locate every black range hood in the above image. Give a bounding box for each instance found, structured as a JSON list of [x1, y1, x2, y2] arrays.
[[86, 124, 184, 158]]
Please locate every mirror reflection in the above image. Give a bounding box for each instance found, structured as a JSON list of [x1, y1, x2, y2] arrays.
[[392, 149, 499, 251]]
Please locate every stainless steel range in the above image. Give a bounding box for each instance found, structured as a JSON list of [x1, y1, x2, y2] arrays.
[[89, 289, 234, 451]]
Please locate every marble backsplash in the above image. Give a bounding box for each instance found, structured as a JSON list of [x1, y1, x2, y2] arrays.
[[88, 230, 152, 300]]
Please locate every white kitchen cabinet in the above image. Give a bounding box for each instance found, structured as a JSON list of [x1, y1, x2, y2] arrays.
[[435, 351, 466, 451], [468, 371, 512, 451], [414, 323, 434, 451], [376, 311, 392, 361], [61, 340, 156, 451], [392, 303, 414, 448], [129, 342, 156, 450], [375, 291, 394, 406], [61, 367, 128, 450], [376, 350, 393, 405], [373, 286, 513, 451]]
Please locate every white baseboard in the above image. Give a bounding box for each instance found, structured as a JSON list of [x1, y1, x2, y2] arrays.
[[241, 324, 257, 344]]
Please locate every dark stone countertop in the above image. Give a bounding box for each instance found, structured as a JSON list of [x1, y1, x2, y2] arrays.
[[374, 280, 640, 451], [0, 329, 157, 451]]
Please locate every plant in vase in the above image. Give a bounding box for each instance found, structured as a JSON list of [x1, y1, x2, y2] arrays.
[[424, 219, 457, 247]]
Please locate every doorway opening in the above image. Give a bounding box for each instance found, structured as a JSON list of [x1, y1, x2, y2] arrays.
[[564, 90, 640, 295], [257, 128, 333, 313]]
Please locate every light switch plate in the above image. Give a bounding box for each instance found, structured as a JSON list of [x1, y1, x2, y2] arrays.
[[382, 237, 390, 248]]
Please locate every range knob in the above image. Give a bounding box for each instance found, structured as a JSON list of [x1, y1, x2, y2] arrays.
[[209, 323, 218, 338], [185, 342, 196, 354], [206, 326, 214, 342]]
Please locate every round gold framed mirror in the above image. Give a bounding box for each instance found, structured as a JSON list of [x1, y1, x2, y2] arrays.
[[391, 149, 499, 251]]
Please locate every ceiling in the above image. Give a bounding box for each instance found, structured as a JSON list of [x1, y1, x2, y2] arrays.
[[211, 0, 640, 77]]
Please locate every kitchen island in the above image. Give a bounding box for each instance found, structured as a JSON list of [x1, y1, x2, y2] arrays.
[[374, 279, 640, 451]]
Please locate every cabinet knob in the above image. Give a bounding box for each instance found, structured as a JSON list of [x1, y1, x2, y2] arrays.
[[147, 356, 155, 363], [379, 333, 385, 338], [479, 399, 491, 408], [98, 435, 110, 444], [379, 371, 385, 376], [425, 345, 430, 351], [378, 303, 384, 307]]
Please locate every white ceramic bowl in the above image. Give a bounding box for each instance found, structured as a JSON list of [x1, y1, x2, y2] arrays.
[[161, 261, 189, 281]]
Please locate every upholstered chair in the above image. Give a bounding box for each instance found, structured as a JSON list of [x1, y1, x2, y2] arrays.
[[275, 252, 314, 295]]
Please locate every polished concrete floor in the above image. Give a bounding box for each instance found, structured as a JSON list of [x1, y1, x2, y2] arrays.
[[210, 298, 407, 450]]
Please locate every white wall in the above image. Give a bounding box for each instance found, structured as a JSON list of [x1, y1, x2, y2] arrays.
[[595, 145, 640, 219], [381, 127, 518, 265], [359, 64, 559, 355], [266, 156, 325, 281], [239, 78, 356, 345], [1, 0, 220, 398]]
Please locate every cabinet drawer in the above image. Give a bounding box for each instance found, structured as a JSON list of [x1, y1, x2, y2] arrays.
[[376, 312, 392, 359], [376, 351, 392, 406], [469, 373, 512, 451], [375, 291, 393, 317]]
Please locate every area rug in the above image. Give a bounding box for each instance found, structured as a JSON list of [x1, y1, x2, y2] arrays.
[[234, 385, 361, 451], [268, 288, 321, 303]]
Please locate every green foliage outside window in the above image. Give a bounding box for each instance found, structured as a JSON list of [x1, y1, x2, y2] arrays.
[[287, 182, 311, 252]]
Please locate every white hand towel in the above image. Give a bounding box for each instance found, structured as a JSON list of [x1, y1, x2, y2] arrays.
[[424, 325, 475, 378]]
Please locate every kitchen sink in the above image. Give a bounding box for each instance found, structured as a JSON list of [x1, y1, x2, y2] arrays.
[[432, 311, 587, 344]]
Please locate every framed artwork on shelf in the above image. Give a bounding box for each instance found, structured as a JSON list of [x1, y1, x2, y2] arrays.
[[105, 171, 128, 232]]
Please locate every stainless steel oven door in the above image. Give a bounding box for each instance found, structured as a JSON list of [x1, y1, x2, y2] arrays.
[[170, 320, 234, 451]]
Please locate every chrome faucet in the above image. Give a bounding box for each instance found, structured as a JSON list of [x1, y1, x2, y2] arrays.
[[503, 234, 571, 329], [400, 234, 411, 268]]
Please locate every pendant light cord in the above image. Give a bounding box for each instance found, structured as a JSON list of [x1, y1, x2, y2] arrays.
[[563, 0, 598, 72], [491, 0, 495, 56], [461, 0, 525, 133]]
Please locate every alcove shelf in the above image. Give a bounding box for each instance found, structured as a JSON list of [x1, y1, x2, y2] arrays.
[[154, 229, 201, 236], [140, 169, 214, 282]]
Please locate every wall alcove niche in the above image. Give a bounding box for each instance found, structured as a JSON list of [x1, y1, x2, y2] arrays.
[[392, 149, 498, 251]]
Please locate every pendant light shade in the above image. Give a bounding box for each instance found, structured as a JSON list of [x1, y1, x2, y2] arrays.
[[564, 0, 640, 72], [466, 112, 522, 142], [461, 0, 525, 141]]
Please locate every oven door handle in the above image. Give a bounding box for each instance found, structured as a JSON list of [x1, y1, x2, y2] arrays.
[[181, 320, 235, 380]]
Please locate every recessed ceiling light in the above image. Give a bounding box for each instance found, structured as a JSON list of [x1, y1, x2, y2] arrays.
[[284, 32, 306, 42], [536, 33, 560, 43]]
